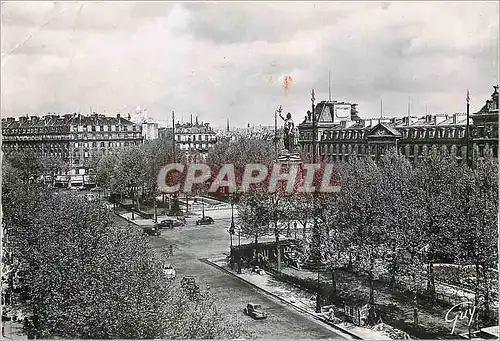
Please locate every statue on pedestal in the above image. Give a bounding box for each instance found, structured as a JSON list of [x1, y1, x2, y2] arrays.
[[279, 111, 295, 152]]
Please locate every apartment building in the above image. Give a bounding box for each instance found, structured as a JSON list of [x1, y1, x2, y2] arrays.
[[1, 113, 144, 174], [174, 117, 217, 162]]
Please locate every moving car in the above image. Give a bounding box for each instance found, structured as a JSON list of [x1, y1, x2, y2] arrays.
[[243, 303, 267, 319], [156, 218, 185, 229], [196, 216, 214, 225], [143, 226, 161, 236]]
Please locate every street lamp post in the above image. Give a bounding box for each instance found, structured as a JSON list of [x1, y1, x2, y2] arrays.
[[311, 88, 322, 314], [154, 197, 158, 223], [229, 194, 235, 269], [237, 228, 242, 274]]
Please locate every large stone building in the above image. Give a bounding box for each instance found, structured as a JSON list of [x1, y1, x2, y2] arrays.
[[298, 86, 499, 163], [173, 116, 217, 162], [1, 113, 144, 173]]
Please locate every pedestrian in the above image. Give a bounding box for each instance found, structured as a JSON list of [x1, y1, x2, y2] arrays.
[[328, 307, 335, 322]]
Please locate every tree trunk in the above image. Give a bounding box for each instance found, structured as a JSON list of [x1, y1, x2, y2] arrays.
[[368, 253, 376, 325], [427, 261, 435, 298], [331, 266, 337, 294], [412, 268, 419, 326], [483, 267, 491, 321], [348, 250, 353, 270], [302, 220, 307, 240], [474, 262, 481, 330], [276, 229, 281, 273], [413, 292, 419, 326], [390, 244, 397, 288]]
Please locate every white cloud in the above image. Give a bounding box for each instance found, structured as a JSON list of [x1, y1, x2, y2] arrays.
[[1, 1, 498, 127]]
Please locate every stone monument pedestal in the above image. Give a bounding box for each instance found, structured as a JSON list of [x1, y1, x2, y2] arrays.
[[277, 148, 301, 163]]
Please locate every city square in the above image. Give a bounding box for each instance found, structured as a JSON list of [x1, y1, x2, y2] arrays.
[[1, 1, 499, 340]]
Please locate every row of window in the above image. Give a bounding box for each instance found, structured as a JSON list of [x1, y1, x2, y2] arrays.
[[179, 143, 212, 150], [71, 133, 142, 140], [75, 140, 134, 148], [304, 142, 496, 159], [3, 127, 68, 135], [71, 124, 138, 133], [176, 134, 217, 142], [2, 132, 142, 141], [316, 128, 467, 141], [400, 128, 465, 139]]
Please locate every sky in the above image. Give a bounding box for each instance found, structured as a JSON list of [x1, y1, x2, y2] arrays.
[[1, 1, 498, 128]]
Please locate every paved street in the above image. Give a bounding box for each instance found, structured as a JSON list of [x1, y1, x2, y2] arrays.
[[113, 212, 347, 339]]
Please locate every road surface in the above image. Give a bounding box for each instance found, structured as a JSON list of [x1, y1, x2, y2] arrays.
[[113, 213, 347, 339]]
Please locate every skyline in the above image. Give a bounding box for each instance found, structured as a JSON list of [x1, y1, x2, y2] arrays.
[[1, 1, 498, 128]]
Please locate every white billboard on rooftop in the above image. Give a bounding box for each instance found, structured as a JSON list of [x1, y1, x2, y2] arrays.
[[334, 104, 351, 119]]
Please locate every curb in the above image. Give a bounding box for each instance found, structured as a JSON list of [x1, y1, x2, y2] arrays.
[[200, 258, 364, 340], [113, 211, 150, 227]]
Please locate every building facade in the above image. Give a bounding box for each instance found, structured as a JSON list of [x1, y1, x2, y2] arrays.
[[298, 87, 499, 163], [173, 117, 217, 162], [2, 113, 144, 174], [142, 121, 159, 140], [471, 86, 499, 159]]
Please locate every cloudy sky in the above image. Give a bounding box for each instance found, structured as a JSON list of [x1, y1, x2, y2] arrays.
[[1, 1, 498, 128]]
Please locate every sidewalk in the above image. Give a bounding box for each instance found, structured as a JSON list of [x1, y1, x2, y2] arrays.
[[205, 256, 395, 340]]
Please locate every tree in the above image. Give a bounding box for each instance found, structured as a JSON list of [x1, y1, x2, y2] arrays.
[[4, 150, 42, 184], [3, 186, 241, 339], [413, 147, 464, 298], [378, 149, 427, 325], [455, 153, 498, 325], [335, 156, 386, 323], [114, 145, 148, 210], [96, 153, 119, 194], [237, 194, 271, 245]]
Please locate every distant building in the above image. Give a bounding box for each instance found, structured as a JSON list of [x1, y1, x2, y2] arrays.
[[298, 86, 499, 162], [471, 86, 499, 159], [1, 113, 144, 177], [158, 127, 173, 140], [142, 121, 159, 140]]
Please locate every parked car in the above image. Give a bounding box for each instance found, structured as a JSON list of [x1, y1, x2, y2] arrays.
[[181, 276, 201, 299], [243, 303, 267, 319], [163, 264, 176, 280], [196, 216, 214, 225], [143, 226, 161, 236], [156, 219, 185, 229]]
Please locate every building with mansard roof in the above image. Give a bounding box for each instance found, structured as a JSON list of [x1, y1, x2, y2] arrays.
[[1, 113, 144, 176], [173, 115, 217, 163], [298, 86, 498, 163]]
